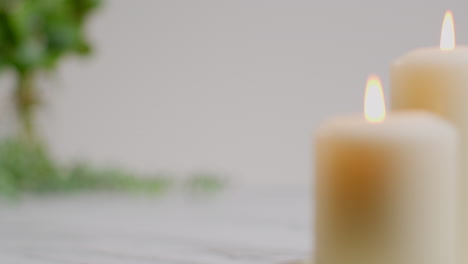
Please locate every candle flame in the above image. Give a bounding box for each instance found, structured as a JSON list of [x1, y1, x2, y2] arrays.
[[440, 10, 455, 51], [364, 75, 386, 123]]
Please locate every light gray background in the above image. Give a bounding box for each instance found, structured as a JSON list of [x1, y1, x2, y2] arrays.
[[6, 0, 467, 184]]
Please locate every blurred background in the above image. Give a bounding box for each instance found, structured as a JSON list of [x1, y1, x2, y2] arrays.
[[2, 0, 468, 189], [1, 1, 467, 263]]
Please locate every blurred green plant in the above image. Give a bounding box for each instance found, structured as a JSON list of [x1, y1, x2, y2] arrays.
[[0, 138, 226, 197], [0, 1, 226, 196], [0, 138, 170, 196], [0, 0, 100, 141], [187, 171, 226, 194]]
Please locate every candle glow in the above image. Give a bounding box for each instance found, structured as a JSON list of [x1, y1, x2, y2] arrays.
[[440, 10, 455, 51], [364, 75, 386, 123]]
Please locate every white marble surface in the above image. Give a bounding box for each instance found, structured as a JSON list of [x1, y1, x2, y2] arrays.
[[0, 186, 311, 264]]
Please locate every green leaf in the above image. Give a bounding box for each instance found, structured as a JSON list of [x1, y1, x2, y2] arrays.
[[13, 38, 46, 70], [0, 0, 102, 72]]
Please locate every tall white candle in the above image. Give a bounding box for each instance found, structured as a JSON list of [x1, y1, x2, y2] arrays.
[[391, 11, 468, 262], [315, 76, 458, 264]]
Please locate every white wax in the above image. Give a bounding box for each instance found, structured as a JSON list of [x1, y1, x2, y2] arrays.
[[315, 111, 458, 264], [391, 46, 468, 263]]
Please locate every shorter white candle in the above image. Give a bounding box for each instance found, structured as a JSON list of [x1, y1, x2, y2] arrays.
[[314, 76, 458, 264]]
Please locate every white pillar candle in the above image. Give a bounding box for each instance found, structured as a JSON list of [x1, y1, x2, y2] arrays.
[[315, 76, 458, 264], [391, 11, 468, 262]]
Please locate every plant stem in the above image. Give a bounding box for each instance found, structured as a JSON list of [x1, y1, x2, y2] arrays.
[[14, 71, 38, 142]]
